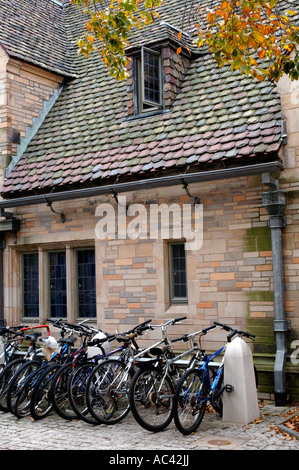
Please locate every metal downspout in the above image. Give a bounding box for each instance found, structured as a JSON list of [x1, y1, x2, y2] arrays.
[[262, 178, 290, 406], [0, 235, 5, 328], [270, 216, 290, 405]]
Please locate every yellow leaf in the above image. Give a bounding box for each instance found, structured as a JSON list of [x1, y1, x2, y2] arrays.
[[178, 31, 182, 41], [177, 46, 182, 54]]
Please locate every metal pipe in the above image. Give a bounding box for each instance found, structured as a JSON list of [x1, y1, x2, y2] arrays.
[[0, 236, 5, 328], [262, 188, 289, 406], [269, 216, 290, 406]]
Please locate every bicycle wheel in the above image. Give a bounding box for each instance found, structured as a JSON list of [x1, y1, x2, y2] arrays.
[[67, 362, 99, 425], [30, 363, 61, 420], [129, 367, 175, 433], [7, 360, 41, 415], [50, 363, 78, 420], [173, 368, 207, 435], [0, 358, 27, 412], [14, 365, 48, 418], [86, 359, 133, 425]]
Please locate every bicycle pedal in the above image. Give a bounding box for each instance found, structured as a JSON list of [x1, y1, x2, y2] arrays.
[[225, 384, 234, 393]]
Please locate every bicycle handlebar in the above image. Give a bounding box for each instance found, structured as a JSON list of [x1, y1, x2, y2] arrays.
[[172, 324, 216, 343], [46, 318, 99, 337], [213, 321, 255, 341], [88, 333, 116, 347], [0, 325, 28, 337], [151, 317, 187, 329], [132, 319, 152, 332]]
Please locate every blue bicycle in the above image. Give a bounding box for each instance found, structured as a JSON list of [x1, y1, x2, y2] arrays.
[[172, 321, 256, 435]]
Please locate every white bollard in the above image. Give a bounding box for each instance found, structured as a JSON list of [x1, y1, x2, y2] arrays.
[[222, 336, 259, 424]]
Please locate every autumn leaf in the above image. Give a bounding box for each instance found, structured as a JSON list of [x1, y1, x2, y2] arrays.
[[71, 0, 299, 82]]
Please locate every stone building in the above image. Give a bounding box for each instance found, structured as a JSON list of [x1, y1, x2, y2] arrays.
[[0, 0, 298, 404]]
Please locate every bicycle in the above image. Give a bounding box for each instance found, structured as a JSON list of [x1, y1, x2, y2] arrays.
[[28, 318, 90, 421], [49, 322, 110, 421], [85, 319, 154, 425], [172, 321, 256, 435], [67, 332, 135, 424], [128, 323, 216, 432], [6, 331, 47, 414], [0, 327, 48, 413], [0, 324, 29, 372], [11, 319, 80, 419]]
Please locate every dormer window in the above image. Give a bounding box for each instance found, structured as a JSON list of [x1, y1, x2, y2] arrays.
[[139, 47, 163, 113], [126, 38, 191, 118]]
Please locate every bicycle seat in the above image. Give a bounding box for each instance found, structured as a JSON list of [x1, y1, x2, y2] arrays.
[[134, 357, 160, 368], [24, 333, 42, 343], [150, 344, 170, 356], [115, 333, 132, 343], [58, 337, 77, 346]]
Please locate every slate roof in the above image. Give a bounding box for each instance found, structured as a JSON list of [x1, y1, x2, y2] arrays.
[[0, 0, 76, 77], [0, 0, 286, 197]]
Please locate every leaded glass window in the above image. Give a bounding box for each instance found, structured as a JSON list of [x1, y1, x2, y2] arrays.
[[77, 249, 96, 318], [23, 253, 39, 318], [49, 251, 67, 318], [138, 47, 162, 113], [169, 243, 187, 303]]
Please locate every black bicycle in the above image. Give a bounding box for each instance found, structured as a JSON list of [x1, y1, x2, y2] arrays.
[[11, 319, 80, 419], [85, 319, 153, 425]]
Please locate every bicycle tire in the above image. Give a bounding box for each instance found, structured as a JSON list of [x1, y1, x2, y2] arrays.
[[7, 360, 41, 415], [129, 367, 175, 433], [173, 368, 207, 435], [0, 358, 27, 412], [50, 363, 78, 420], [67, 361, 99, 425], [13, 365, 49, 418], [86, 359, 133, 425], [30, 363, 61, 420]]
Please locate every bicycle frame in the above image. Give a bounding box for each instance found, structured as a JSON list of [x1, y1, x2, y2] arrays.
[[96, 318, 188, 396], [70, 342, 130, 393]]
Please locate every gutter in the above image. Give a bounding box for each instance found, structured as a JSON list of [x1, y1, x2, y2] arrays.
[[0, 161, 283, 209]]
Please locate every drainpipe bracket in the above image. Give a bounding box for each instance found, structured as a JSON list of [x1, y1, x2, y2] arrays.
[[273, 319, 291, 333], [262, 173, 279, 190], [269, 216, 286, 229]]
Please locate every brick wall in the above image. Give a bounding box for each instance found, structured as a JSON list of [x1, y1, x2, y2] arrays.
[[4, 170, 298, 400], [0, 45, 64, 185]]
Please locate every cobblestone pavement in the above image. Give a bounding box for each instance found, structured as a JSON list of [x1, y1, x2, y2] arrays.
[[0, 402, 298, 454]]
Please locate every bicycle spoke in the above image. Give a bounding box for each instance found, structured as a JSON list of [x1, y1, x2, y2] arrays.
[[86, 360, 132, 425], [173, 369, 206, 435], [129, 369, 174, 432]]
